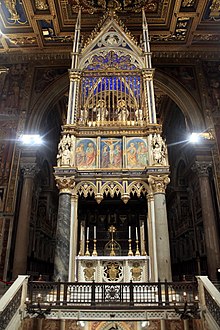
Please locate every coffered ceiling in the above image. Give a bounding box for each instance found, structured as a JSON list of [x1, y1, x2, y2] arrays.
[[0, 0, 219, 53]]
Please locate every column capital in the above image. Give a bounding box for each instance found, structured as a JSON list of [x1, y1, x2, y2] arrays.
[[191, 161, 212, 177], [148, 174, 170, 194], [55, 176, 75, 194], [21, 163, 39, 178], [147, 192, 154, 201], [71, 194, 78, 202]]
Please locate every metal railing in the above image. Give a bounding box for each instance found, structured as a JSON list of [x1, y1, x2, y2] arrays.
[[197, 276, 220, 330], [0, 275, 29, 330], [27, 280, 198, 310]]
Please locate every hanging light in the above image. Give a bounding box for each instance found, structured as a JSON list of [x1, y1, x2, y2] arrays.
[[19, 134, 43, 145]]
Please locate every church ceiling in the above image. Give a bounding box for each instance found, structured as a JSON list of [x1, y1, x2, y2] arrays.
[[0, 0, 219, 53]]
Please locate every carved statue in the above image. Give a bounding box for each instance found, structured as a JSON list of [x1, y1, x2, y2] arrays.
[[61, 145, 71, 165], [152, 134, 167, 165], [95, 99, 108, 122], [135, 108, 144, 121], [117, 99, 129, 121], [57, 134, 74, 167]]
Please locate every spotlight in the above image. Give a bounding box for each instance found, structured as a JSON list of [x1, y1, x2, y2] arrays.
[[189, 133, 200, 143], [141, 321, 149, 328], [19, 134, 43, 145], [77, 321, 85, 327]]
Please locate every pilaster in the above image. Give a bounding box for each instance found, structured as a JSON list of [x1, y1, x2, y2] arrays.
[[192, 161, 220, 280], [12, 162, 39, 279]]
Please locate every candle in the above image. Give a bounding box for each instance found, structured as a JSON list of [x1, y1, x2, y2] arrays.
[[80, 224, 83, 241], [94, 226, 96, 239], [136, 227, 138, 240], [87, 227, 89, 240], [129, 226, 131, 239]]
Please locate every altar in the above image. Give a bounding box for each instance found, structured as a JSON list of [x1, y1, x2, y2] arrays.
[[76, 256, 150, 283]]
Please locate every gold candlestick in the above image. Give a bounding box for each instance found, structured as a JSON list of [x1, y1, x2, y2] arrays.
[[108, 225, 116, 256], [78, 240, 83, 256], [135, 240, 140, 256], [85, 240, 90, 256], [143, 240, 147, 256], [110, 239, 116, 256], [128, 238, 133, 256], [92, 239, 98, 256]]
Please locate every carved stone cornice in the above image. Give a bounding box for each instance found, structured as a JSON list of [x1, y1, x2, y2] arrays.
[[152, 51, 220, 60], [148, 175, 170, 194], [21, 163, 39, 178], [0, 52, 71, 65], [191, 161, 212, 177], [55, 176, 75, 194]]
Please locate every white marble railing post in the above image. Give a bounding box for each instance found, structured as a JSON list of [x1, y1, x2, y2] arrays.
[[147, 192, 158, 281], [69, 194, 78, 281]]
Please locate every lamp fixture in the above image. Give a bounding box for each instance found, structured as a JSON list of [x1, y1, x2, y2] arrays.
[[19, 134, 43, 145], [189, 131, 214, 143]]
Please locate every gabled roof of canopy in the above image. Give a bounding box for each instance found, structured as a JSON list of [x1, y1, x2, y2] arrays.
[[79, 10, 144, 70]]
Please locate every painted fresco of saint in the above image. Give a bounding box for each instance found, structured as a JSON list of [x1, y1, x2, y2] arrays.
[[113, 144, 122, 167], [126, 138, 148, 168], [137, 141, 148, 166], [101, 138, 122, 168], [127, 142, 137, 167], [76, 139, 96, 168], [76, 143, 85, 166], [101, 145, 110, 168], [85, 142, 96, 166]]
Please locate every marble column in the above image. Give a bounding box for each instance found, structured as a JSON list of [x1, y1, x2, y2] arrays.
[[148, 175, 172, 281], [147, 192, 158, 281], [12, 164, 38, 279], [54, 176, 75, 281], [192, 161, 220, 280], [160, 319, 166, 330], [183, 319, 189, 330], [69, 194, 78, 281]]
